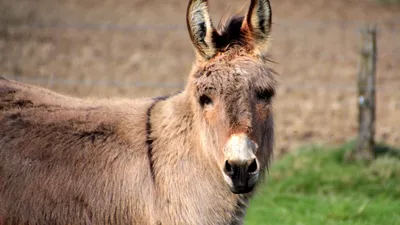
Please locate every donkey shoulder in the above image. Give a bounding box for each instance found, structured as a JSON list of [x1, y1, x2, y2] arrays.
[[0, 78, 155, 224]]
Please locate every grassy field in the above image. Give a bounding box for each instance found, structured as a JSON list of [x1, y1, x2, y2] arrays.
[[245, 142, 400, 225]]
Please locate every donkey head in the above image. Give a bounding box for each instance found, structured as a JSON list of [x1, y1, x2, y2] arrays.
[[187, 0, 276, 194]]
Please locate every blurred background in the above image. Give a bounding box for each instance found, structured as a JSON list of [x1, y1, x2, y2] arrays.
[[1, 0, 399, 224], [0, 0, 399, 156]]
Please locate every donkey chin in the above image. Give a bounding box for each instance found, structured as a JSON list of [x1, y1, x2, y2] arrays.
[[222, 133, 260, 194]]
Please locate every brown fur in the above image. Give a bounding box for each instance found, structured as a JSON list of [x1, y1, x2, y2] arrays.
[[0, 0, 277, 224]]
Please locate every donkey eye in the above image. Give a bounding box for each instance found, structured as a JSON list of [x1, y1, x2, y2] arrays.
[[256, 89, 274, 102], [199, 95, 213, 107]]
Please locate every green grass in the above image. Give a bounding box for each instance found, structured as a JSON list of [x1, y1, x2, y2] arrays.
[[245, 142, 400, 225]]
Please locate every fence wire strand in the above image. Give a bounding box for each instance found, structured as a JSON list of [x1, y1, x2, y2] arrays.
[[2, 19, 400, 33], [1, 19, 399, 94], [2, 74, 399, 93]]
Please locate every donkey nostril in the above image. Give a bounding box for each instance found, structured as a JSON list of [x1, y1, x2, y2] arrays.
[[247, 159, 258, 174], [224, 160, 233, 175]]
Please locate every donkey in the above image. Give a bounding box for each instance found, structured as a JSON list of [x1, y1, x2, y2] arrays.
[[0, 0, 277, 224]]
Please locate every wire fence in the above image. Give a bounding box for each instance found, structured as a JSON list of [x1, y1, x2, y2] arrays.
[[1, 19, 399, 95], [2, 24, 400, 41], [2, 18, 400, 32], [3, 74, 399, 93]]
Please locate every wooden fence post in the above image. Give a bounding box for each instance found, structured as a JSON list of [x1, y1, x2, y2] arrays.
[[348, 25, 377, 161]]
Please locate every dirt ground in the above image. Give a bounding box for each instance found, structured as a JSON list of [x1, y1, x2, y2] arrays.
[[1, 0, 399, 156]]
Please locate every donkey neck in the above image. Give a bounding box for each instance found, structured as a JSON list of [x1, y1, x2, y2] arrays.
[[148, 91, 219, 175], [147, 92, 207, 173], [146, 91, 248, 225]]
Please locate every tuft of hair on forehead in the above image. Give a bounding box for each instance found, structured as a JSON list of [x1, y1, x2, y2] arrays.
[[214, 15, 248, 50], [193, 50, 277, 88], [213, 14, 272, 61]]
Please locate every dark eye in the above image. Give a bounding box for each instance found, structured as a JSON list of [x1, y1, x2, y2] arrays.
[[256, 89, 274, 102], [199, 95, 213, 107]]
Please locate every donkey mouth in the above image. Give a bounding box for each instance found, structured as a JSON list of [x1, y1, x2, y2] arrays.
[[228, 174, 258, 194], [223, 168, 259, 194], [229, 184, 255, 194]]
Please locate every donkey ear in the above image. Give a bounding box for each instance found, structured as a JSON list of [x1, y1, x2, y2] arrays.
[[242, 0, 272, 53], [187, 0, 217, 60]]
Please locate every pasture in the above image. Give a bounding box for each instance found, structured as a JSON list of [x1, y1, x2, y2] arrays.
[[245, 142, 400, 225]]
